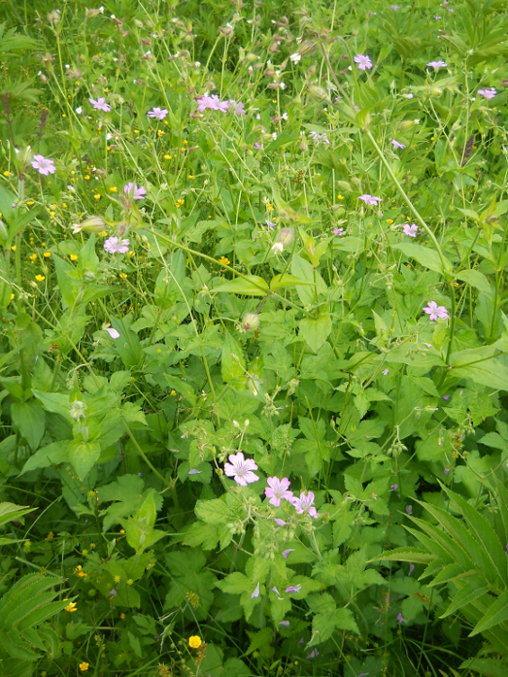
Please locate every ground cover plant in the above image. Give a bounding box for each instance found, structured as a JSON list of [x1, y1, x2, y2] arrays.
[[1, 0, 508, 675]]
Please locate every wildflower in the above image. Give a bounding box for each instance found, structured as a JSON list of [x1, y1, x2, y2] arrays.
[[147, 107, 168, 119], [76, 106, 83, 114], [290, 52, 301, 63], [218, 256, 230, 265], [427, 60, 447, 70], [390, 484, 398, 491], [402, 223, 418, 237], [106, 328, 120, 339], [444, 468, 450, 474], [358, 194, 382, 205], [274, 518, 286, 526], [228, 100, 245, 115], [405, 93, 414, 99], [35, 275, 45, 282], [89, 97, 111, 111], [266, 220, 276, 229], [31, 155, 56, 176], [199, 94, 228, 113], [285, 585, 301, 593], [279, 620, 290, 627], [224, 451, 259, 486], [272, 228, 294, 254], [478, 88, 497, 99], [46, 531, 54, 540], [397, 613, 406, 623], [405, 505, 413, 516], [423, 301, 449, 321], [120, 613, 125, 619], [354, 55, 372, 70], [390, 138, 406, 149], [79, 663, 89, 672], [291, 491, 318, 518], [104, 237, 130, 254], [251, 582, 260, 598], [109, 588, 117, 596], [333, 227, 344, 237], [391, 4, 400, 8], [64, 601, 77, 613], [382, 369, 390, 375], [282, 549, 295, 559], [265, 477, 293, 507], [242, 313, 260, 331], [307, 649, 319, 659], [188, 636, 202, 649], [124, 182, 147, 200]]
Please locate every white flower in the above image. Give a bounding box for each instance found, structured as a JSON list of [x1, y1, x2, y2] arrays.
[[290, 53, 301, 63], [282, 112, 288, 120], [75, 106, 83, 114], [272, 242, 284, 254], [280, 82, 286, 90], [272, 132, 278, 140]]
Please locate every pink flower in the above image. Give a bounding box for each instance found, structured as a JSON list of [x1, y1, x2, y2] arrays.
[[478, 88, 497, 99], [427, 60, 447, 70], [197, 96, 211, 112], [89, 97, 111, 112], [206, 94, 229, 112], [405, 93, 414, 99], [290, 491, 318, 518], [274, 518, 286, 526], [265, 477, 293, 506], [382, 369, 390, 376], [354, 55, 373, 70], [31, 155, 56, 176], [358, 194, 382, 205], [124, 182, 147, 200], [390, 138, 406, 149], [333, 227, 344, 237], [228, 100, 245, 115], [282, 549, 295, 559], [397, 613, 406, 623], [104, 237, 130, 254], [106, 328, 120, 339], [423, 301, 449, 321], [254, 142, 264, 150], [224, 452, 259, 486], [402, 223, 418, 237], [285, 585, 301, 593], [147, 107, 168, 119], [251, 582, 260, 598]]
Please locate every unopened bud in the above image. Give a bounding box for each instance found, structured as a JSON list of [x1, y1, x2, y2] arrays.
[[400, 119, 420, 130], [276, 228, 294, 250], [307, 85, 328, 101], [242, 313, 260, 332], [72, 216, 106, 234]]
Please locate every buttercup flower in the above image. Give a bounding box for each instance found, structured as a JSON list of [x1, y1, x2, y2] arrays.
[[224, 452, 259, 486], [89, 97, 111, 111], [147, 107, 168, 119], [124, 182, 147, 200], [31, 155, 56, 176], [291, 491, 318, 518], [358, 194, 382, 205], [402, 223, 418, 237], [188, 636, 202, 649], [64, 601, 77, 612], [427, 60, 447, 70], [79, 663, 89, 672], [265, 477, 293, 507], [104, 237, 130, 254], [354, 55, 373, 70], [390, 138, 406, 149], [478, 88, 497, 99], [423, 301, 449, 321]]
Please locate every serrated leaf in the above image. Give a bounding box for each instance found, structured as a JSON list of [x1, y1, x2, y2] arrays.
[[470, 590, 508, 636], [441, 581, 490, 619]]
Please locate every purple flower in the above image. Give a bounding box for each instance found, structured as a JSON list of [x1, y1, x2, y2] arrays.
[[406, 505, 413, 516], [390, 4, 400, 8], [390, 138, 406, 149], [402, 223, 418, 237], [409, 563, 415, 575], [124, 182, 147, 201], [478, 88, 497, 99], [282, 549, 295, 559], [390, 484, 398, 491], [224, 451, 259, 486], [423, 301, 449, 321], [291, 491, 318, 518], [89, 97, 111, 112], [307, 649, 319, 659], [442, 395, 450, 401], [265, 477, 293, 507], [274, 518, 286, 527], [444, 467, 450, 474], [298, 637, 304, 646], [206, 94, 229, 113], [31, 155, 56, 176], [382, 369, 390, 376], [251, 582, 260, 598], [397, 613, 406, 623], [266, 220, 276, 229], [279, 620, 290, 627], [354, 55, 373, 70], [109, 588, 117, 596], [147, 107, 168, 120], [427, 60, 447, 70], [358, 194, 382, 206], [333, 227, 344, 237], [228, 100, 245, 115], [104, 237, 130, 254], [254, 142, 264, 150], [405, 93, 414, 99], [106, 328, 120, 339], [285, 585, 301, 593], [272, 586, 280, 595]]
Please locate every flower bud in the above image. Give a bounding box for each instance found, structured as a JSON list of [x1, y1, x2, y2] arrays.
[[307, 85, 328, 101], [72, 216, 106, 234], [276, 228, 294, 250], [242, 313, 259, 332], [399, 119, 420, 130]]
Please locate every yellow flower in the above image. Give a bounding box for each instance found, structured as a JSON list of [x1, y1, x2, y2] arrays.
[[157, 348, 162, 354], [218, 256, 230, 265], [119, 273, 127, 279], [386, 219, 394, 224], [164, 154, 171, 160], [94, 194, 101, 200], [109, 186, 118, 192], [338, 195, 345, 200], [70, 254, 78, 261], [120, 613, 126, 620], [183, 140, 188, 145], [46, 531, 54, 540], [157, 130, 164, 137], [188, 175, 195, 179], [188, 636, 202, 649], [62, 113, 66, 118], [129, 251, 135, 258], [176, 199, 184, 208], [114, 575, 121, 583], [120, 529, 125, 535], [79, 662, 89, 672], [99, 230, 108, 237], [134, 129, 139, 134], [35, 275, 45, 282], [11, 245, 16, 251], [170, 389, 176, 396], [43, 251, 51, 258], [27, 201, 35, 206], [30, 254, 37, 262], [62, 203, 67, 208], [64, 601, 77, 613], [266, 203, 273, 211], [3, 170, 11, 177]]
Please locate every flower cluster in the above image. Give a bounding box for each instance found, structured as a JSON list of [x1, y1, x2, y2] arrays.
[[197, 95, 245, 114]]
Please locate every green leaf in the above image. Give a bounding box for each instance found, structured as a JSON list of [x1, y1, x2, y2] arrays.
[[53, 254, 81, 308], [19, 440, 69, 475], [247, 628, 274, 654], [441, 581, 490, 619], [214, 275, 268, 296], [0, 502, 37, 526], [221, 332, 246, 389], [110, 317, 144, 370], [269, 273, 313, 291], [393, 243, 453, 275], [68, 440, 101, 481], [470, 590, 508, 636], [456, 269, 493, 295], [195, 498, 235, 525], [11, 401, 46, 451], [299, 315, 332, 352], [216, 572, 252, 595], [460, 657, 508, 677]]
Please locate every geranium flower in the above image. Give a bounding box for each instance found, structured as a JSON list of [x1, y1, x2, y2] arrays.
[[290, 491, 319, 518], [89, 97, 111, 111], [228, 100, 245, 115], [265, 477, 293, 507], [224, 452, 259, 486], [354, 55, 373, 70], [423, 301, 449, 321], [390, 138, 406, 149], [124, 182, 147, 200], [402, 223, 418, 237], [106, 328, 120, 339], [478, 88, 497, 99], [282, 549, 295, 559], [285, 584, 302, 593], [104, 237, 130, 254], [427, 60, 447, 70], [251, 582, 260, 598], [358, 194, 382, 205], [333, 227, 344, 237], [207, 94, 229, 112], [147, 107, 168, 119], [31, 155, 56, 175]]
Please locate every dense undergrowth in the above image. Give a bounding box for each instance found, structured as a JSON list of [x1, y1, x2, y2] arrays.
[[1, 0, 508, 675]]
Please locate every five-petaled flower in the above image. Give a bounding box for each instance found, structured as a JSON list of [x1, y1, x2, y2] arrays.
[[478, 88, 497, 99], [104, 237, 130, 254], [64, 601, 77, 613], [31, 155, 56, 176], [290, 491, 319, 518], [333, 227, 344, 237], [79, 663, 89, 672], [89, 97, 111, 111], [188, 636, 202, 649], [390, 138, 406, 149], [124, 182, 147, 200], [224, 452, 259, 485], [423, 301, 449, 321], [265, 477, 293, 506], [402, 223, 418, 237], [354, 55, 373, 70], [147, 107, 168, 119], [427, 60, 447, 70], [358, 194, 382, 205]]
